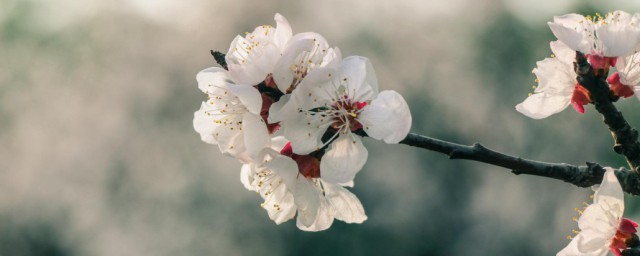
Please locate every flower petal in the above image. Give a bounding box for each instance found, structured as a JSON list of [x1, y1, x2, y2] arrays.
[[295, 177, 334, 232], [320, 134, 368, 184], [241, 112, 269, 157], [240, 163, 256, 191], [227, 84, 262, 115], [273, 13, 292, 50], [282, 114, 331, 155], [557, 230, 610, 256], [550, 40, 577, 66], [322, 181, 367, 223], [264, 154, 299, 190], [515, 92, 572, 119], [273, 38, 316, 92], [593, 167, 624, 213], [340, 56, 379, 102], [358, 90, 412, 143], [548, 14, 593, 54], [193, 102, 218, 144], [196, 67, 233, 94]]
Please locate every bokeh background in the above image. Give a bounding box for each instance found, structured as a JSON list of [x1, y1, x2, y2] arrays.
[[2, 0, 640, 255]]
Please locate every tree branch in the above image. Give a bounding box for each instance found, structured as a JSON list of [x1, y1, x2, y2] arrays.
[[574, 52, 640, 171], [399, 132, 640, 195]]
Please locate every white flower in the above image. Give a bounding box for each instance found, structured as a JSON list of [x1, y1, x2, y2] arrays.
[[610, 52, 640, 100], [226, 13, 292, 85], [271, 33, 342, 93], [193, 67, 269, 159], [548, 11, 640, 59], [269, 56, 412, 184], [557, 167, 638, 256], [241, 139, 367, 231], [516, 41, 592, 119]]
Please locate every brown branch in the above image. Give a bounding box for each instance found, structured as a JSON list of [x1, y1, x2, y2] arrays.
[[399, 133, 640, 195], [574, 52, 640, 171]]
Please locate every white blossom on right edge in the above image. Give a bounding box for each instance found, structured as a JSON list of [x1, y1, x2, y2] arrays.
[[516, 40, 592, 119], [557, 168, 638, 256], [269, 56, 412, 184]]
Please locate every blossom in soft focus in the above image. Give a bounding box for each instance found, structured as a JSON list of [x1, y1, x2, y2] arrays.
[[270, 56, 411, 184], [548, 11, 640, 68], [193, 67, 269, 159], [241, 138, 367, 231], [225, 13, 292, 85], [557, 168, 638, 256], [516, 41, 591, 118], [610, 53, 640, 100]]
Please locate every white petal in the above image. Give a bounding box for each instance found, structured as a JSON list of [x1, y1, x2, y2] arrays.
[[321, 47, 342, 69], [193, 102, 218, 144], [339, 180, 354, 187], [294, 177, 322, 228], [267, 94, 292, 123], [241, 113, 270, 157], [340, 56, 378, 102], [593, 167, 624, 213], [322, 181, 367, 223], [196, 67, 233, 94], [273, 38, 316, 92], [597, 11, 640, 57], [556, 231, 610, 256], [240, 164, 256, 191], [320, 134, 368, 184], [273, 13, 292, 50], [515, 92, 571, 119], [214, 125, 245, 156], [295, 178, 334, 232], [617, 53, 640, 86], [282, 115, 331, 155], [358, 90, 412, 143], [264, 154, 299, 189], [261, 178, 296, 225], [533, 58, 575, 95], [227, 84, 262, 115], [548, 14, 593, 54], [269, 136, 289, 152], [550, 40, 577, 66]]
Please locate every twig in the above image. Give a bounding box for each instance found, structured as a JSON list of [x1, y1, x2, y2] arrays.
[[399, 133, 640, 195], [211, 50, 228, 70], [574, 52, 640, 171]]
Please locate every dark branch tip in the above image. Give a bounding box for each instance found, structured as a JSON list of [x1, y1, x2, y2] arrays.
[[210, 50, 228, 70]]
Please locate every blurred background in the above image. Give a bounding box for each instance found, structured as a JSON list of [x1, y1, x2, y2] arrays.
[[2, 0, 640, 255]]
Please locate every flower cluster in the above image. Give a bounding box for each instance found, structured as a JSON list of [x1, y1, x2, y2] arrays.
[[517, 11, 640, 119], [558, 168, 638, 256], [511, 11, 640, 255], [193, 14, 412, 231]]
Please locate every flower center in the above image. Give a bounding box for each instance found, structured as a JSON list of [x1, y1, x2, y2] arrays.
[[330, 95, 367, 132]]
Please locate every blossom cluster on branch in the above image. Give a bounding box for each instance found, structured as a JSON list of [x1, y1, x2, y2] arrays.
[[193, 10, 640, 255], [193, 14, 411, 231], [514, 11, 640, 256]]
